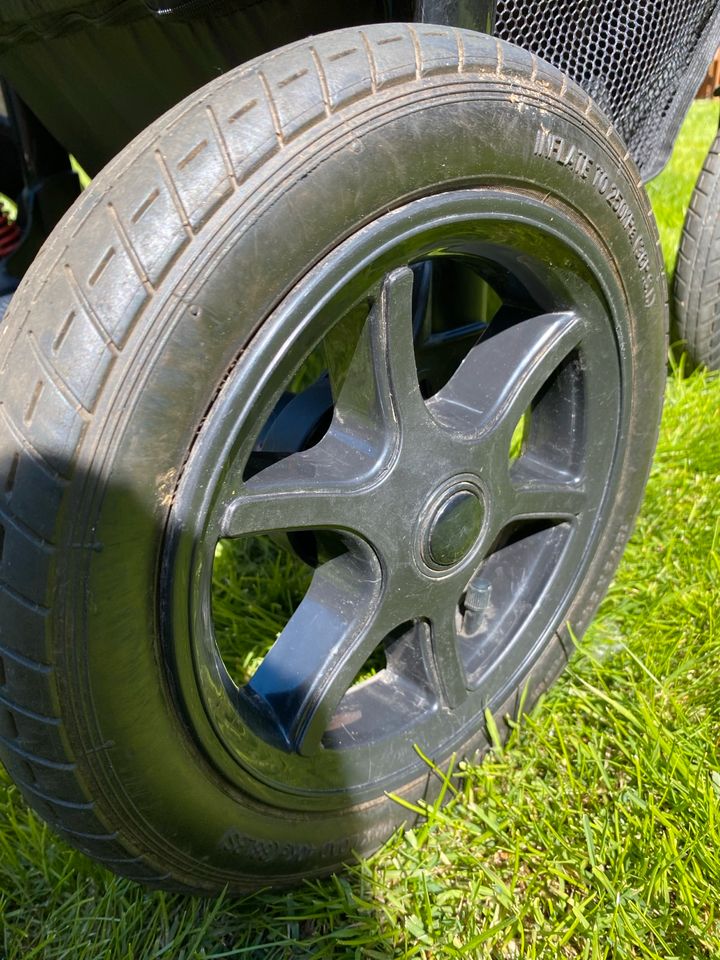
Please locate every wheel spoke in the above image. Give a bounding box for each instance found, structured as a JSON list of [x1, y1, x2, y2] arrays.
[[509, 482, 586, 523], [508, 458, 587, 523], [427, 605, 468, 708], [427, 312, 585, 440], [245, 551, 385, 756], [221, 428, 381, 538], [334, 266, 427, 436]]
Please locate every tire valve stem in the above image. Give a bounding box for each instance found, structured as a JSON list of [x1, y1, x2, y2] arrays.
[[463, 578, 491, 634]]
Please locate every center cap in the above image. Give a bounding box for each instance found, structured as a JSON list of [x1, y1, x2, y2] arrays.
[[424, 487, 485, 568]]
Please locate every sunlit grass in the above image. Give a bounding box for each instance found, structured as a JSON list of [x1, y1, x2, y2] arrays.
[[213, 535, 312, 685], [0, 192, 16, 218]]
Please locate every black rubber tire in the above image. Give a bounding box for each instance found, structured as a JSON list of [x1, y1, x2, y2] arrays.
[[674, 128, 720, 370], [0, 23, 667, 893]]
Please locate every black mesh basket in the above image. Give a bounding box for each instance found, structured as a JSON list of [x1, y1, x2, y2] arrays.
[[495, 0, 720, 179]]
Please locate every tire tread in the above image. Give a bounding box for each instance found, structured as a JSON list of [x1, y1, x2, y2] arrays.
[[674, 129, 720, 368]]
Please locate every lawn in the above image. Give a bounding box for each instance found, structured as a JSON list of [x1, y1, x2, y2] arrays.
[[1, 101, 719, 959]]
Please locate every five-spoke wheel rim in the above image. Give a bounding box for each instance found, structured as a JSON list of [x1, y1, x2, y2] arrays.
[[164, 189, 627, 807]]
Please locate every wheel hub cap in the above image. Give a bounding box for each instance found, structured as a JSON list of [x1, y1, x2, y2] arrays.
[[424, 486, 484, 568]]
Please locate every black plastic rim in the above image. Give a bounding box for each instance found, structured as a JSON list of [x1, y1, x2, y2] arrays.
[[164, 188, 627, 809]]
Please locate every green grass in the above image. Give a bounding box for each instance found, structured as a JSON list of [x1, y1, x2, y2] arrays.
[[213, 535, 313, 685], [1, 102, 719, 958], [646, 98, 719, 272]]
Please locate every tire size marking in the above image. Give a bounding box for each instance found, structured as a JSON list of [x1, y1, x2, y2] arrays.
[[534, 128, 594, 182], [593, 169, 656, 307], [218, 821, 390, 864], [534, 128, 656, 307]]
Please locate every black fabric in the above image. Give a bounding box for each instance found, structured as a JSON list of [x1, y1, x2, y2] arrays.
[[2, 0, 111, 15], [143, 0, 254, 17], [0, 0, 143, 45], [495, 0, 720, 179], [0, 0, 244, 31]]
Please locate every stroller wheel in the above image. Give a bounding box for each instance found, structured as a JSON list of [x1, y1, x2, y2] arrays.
[[0, 23, 666, 892], [674, 128, 720, 370]]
